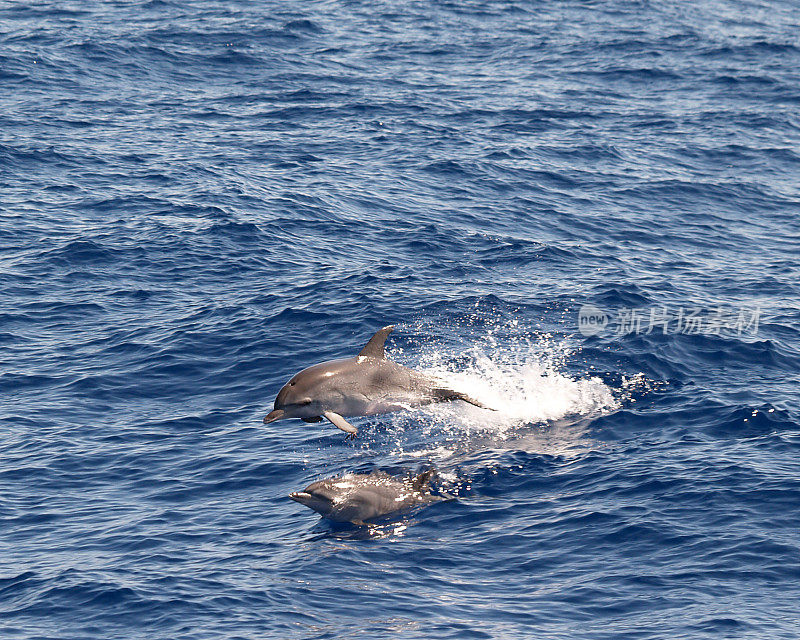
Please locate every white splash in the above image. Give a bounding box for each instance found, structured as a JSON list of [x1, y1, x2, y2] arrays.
[[376, 327, 621, 458], [418, 332, 617, 431]]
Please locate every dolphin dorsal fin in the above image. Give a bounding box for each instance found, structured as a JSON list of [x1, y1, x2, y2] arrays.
[[411, 468, 436, 492], [358, 325, 395, 359]]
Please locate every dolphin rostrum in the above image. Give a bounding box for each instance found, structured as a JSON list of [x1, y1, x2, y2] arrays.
[[289, 469, 442, 524], [263, 325, 493, 436]]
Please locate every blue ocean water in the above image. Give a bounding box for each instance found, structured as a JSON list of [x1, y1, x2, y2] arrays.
[[2, 0, 800, 638]]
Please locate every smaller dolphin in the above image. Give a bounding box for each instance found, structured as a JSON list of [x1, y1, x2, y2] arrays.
[[289, 469, 442, 525], [264, 325, 493, 436]]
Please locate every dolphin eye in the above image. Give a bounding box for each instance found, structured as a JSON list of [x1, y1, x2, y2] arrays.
[[290, 382, 296, 386]]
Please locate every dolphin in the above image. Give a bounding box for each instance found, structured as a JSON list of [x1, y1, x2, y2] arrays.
[[289, 469, 442, 524], [263, 325, 493, 436]]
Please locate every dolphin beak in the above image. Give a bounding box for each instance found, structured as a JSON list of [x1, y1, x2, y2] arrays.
[[289, 491, 312, 504], [263, 409, 285, 424]]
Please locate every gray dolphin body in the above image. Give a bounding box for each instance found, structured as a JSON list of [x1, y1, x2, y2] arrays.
[[263, 325, 493, 436], [290, 469, 442, 524]]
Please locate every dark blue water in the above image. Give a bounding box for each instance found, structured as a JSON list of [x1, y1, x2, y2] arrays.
[[2, 1, 800, 638]]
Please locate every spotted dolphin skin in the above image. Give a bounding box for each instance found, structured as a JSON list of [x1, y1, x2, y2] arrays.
[[289, 469, 441, 524], [263, 325, 493, 436]]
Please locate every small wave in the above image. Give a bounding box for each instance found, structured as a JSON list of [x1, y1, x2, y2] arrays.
[[38, 240, 116, 266], [283, 19, 324, 34]]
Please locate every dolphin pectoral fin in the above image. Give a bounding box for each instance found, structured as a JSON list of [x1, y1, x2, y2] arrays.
[[302, 416, 323, 423], [357, 325, 395, 359], [323, 411, 358, 436]]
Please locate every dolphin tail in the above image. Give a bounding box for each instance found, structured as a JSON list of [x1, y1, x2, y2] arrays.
[[434, 388, 497, 411], [458, 393, 497, 411]]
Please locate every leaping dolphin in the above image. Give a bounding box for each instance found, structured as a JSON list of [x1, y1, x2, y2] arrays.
[[289, 469, 443, 524], [263, 325, 493, 436]]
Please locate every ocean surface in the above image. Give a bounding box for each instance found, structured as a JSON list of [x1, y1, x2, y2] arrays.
[[2, 1, 800, 638]]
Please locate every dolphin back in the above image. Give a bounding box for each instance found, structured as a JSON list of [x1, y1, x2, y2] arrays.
[[295, 469, 441, 524]]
